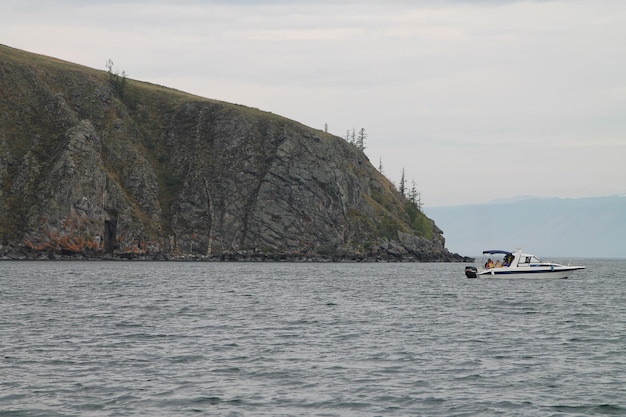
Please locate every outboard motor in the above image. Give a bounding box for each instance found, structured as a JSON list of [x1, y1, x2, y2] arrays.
[[465, 266, 478, 279]]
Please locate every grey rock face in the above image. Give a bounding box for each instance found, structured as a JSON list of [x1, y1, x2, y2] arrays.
[[0, 45, 466, 261]]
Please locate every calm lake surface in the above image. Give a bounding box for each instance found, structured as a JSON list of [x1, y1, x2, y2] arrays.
[[1, 259, 625, 416]]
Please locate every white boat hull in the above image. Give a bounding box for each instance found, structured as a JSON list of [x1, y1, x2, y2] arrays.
[[475, 266, 585, 279]]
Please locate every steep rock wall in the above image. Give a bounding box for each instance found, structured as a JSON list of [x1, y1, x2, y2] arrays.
[[0, 44, 466, 261]]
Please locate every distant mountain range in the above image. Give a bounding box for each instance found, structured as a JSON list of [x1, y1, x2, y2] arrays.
[[425, 195, 626, 259]]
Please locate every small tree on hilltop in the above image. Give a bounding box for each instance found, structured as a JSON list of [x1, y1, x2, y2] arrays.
[[408, 180, 422, 212], [105, 58, 127, 97], [399, 168, 406, 197], [356, 128, 367, 151], [343, 127, 367, 151]]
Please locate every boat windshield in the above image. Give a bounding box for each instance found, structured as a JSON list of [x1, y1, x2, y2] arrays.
[[519, 255, 542, 265]]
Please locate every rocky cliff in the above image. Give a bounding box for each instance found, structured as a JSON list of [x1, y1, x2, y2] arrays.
[[0, 44, 466, 261]]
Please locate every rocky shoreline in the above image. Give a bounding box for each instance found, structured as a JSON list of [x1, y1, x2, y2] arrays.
[[0, 244, 473, 263]]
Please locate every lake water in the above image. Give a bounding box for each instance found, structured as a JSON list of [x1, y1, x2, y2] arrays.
[[1, 259, 624, 416]]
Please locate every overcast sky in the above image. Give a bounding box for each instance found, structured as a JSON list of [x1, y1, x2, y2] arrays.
[[3, 0, 625, 206]]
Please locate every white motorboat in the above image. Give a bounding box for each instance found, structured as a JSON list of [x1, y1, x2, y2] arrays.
[[465, 249, 585, 279]]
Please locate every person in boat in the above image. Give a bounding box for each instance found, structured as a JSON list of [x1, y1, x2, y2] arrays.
[[485, 258, 494, 268], [503, 253, 513, 267], [495, 260, 502, 268]]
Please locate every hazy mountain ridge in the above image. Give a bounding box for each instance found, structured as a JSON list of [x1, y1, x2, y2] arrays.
[[425, 195, 626, 259]]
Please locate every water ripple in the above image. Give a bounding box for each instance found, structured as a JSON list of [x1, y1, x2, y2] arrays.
[[1, 260, 625, 416]]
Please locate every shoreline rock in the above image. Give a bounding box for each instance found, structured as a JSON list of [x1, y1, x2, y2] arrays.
[[0, 244, 473, 263]]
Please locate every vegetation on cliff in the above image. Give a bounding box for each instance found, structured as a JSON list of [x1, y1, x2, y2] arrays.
[[0, 44, 465, 261]]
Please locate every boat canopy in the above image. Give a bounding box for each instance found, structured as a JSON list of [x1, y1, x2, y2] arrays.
[[482, 250, 512, 255]]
